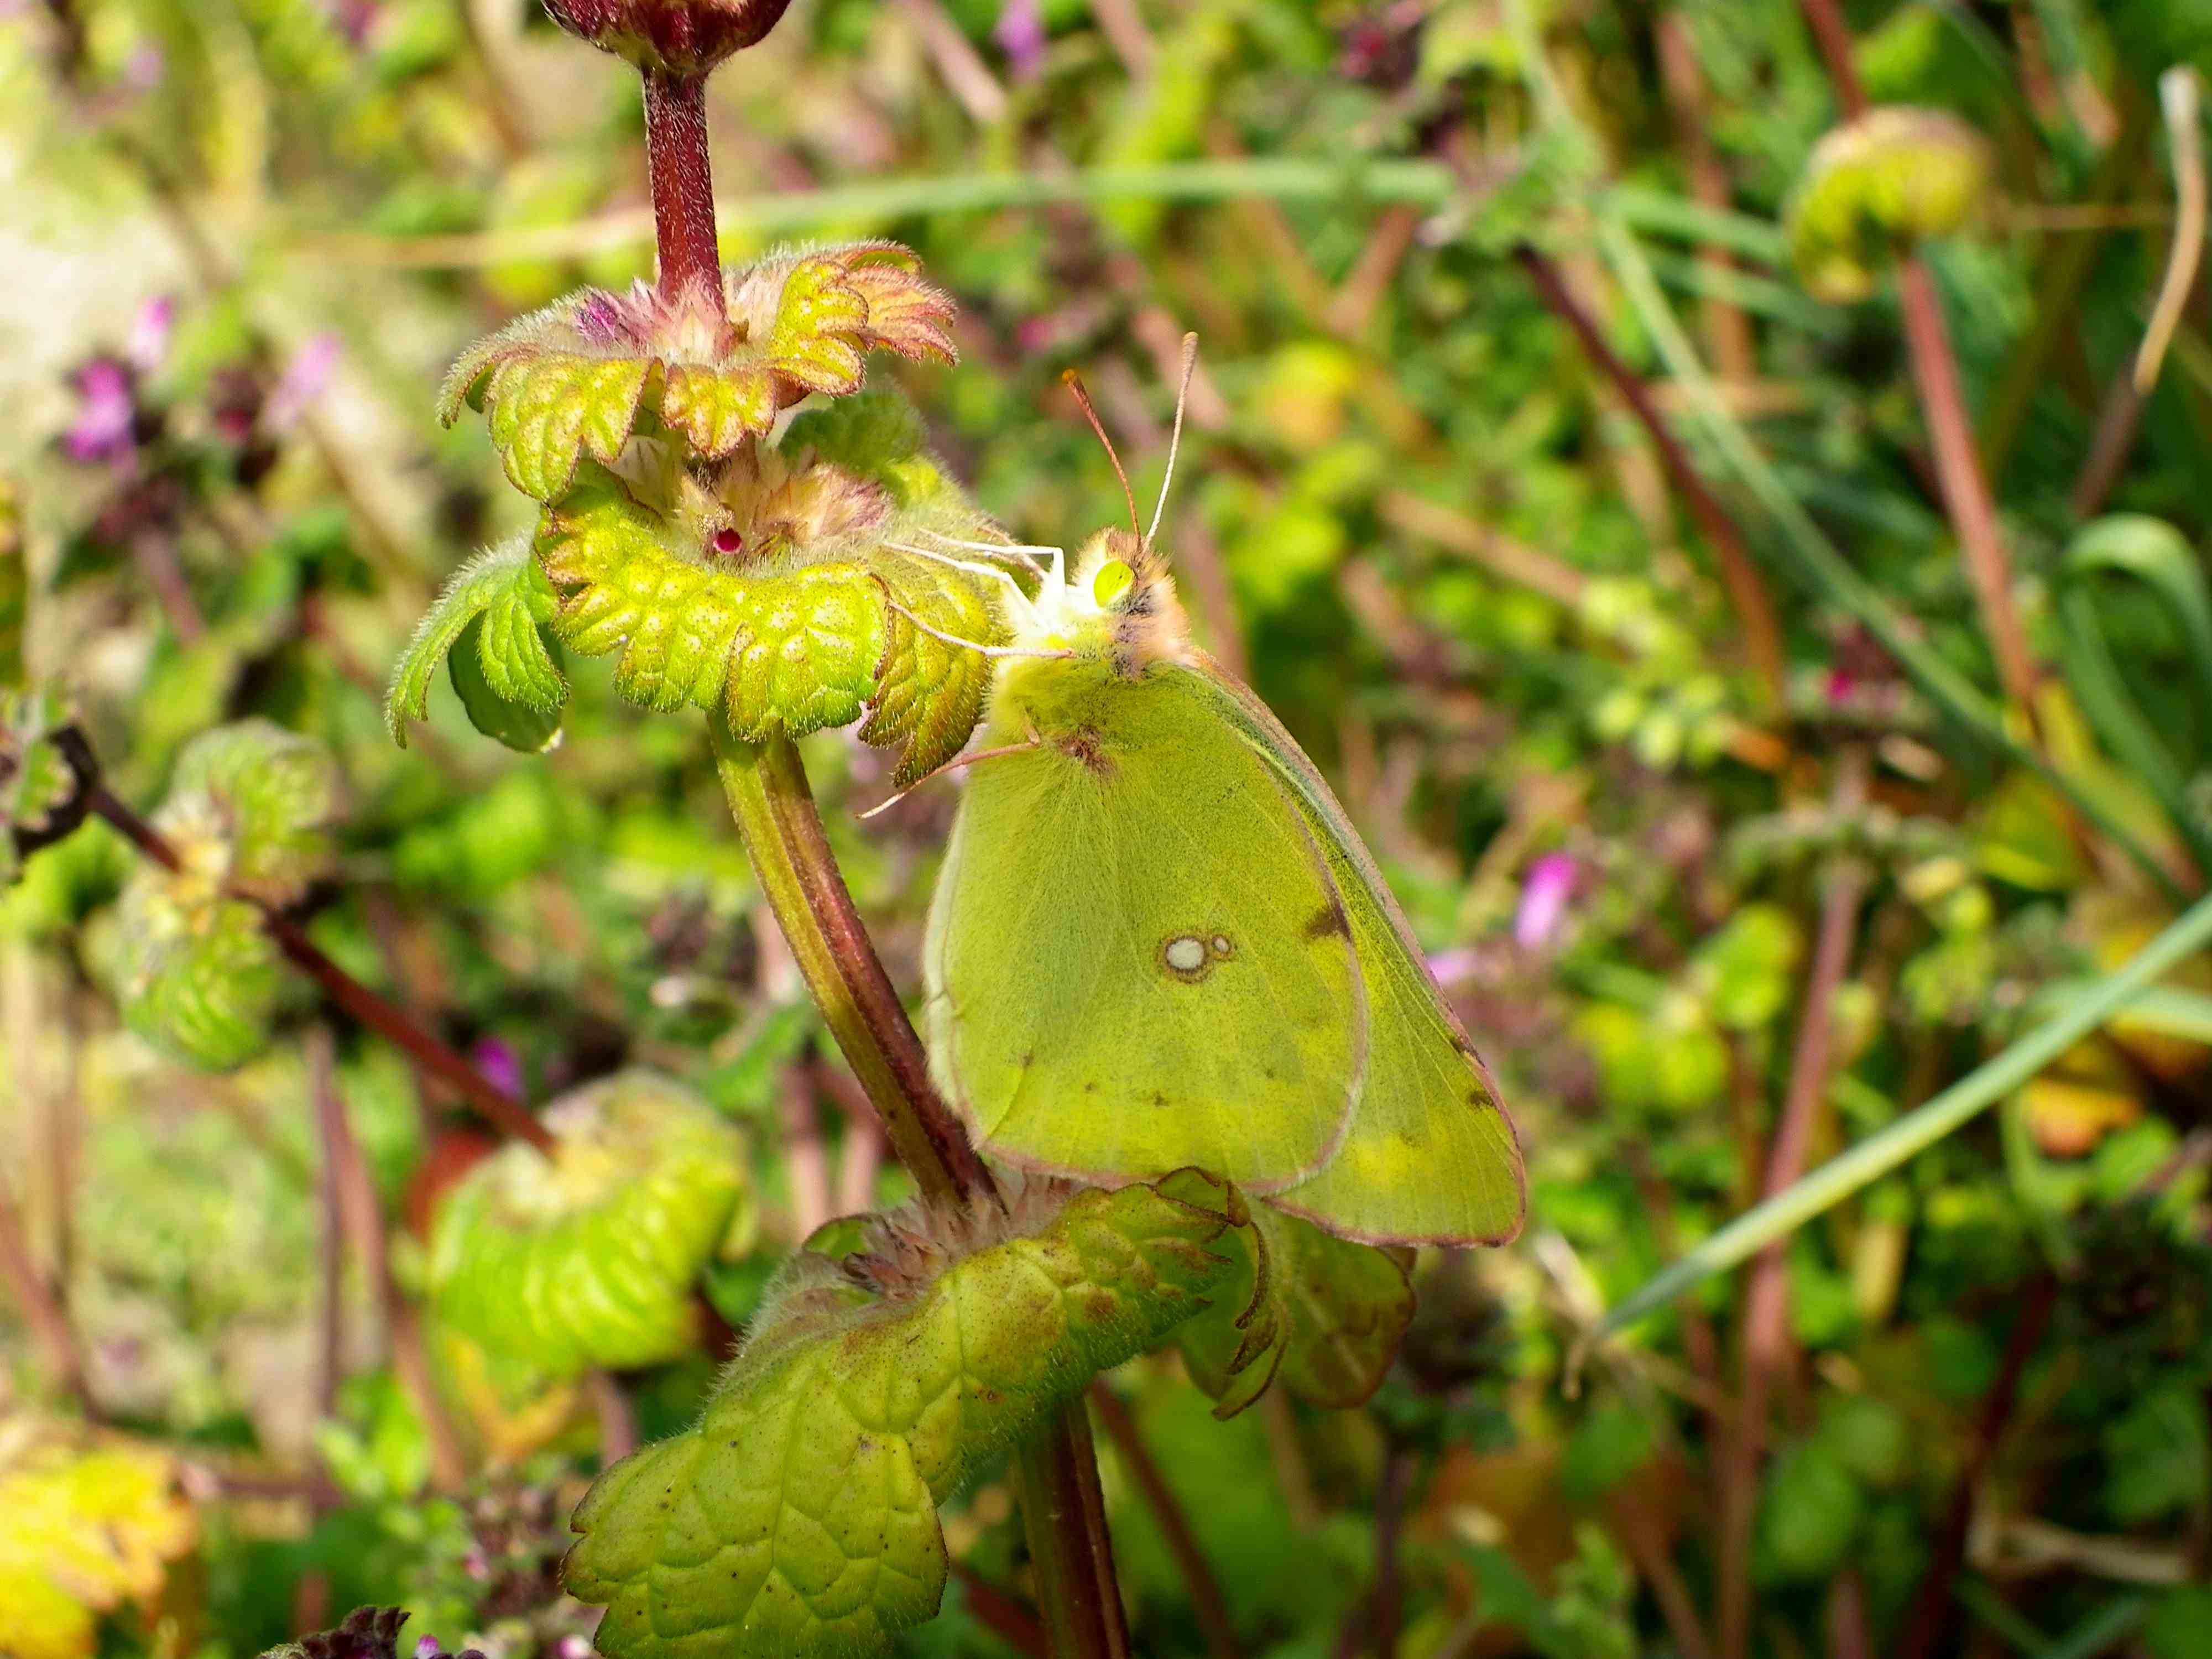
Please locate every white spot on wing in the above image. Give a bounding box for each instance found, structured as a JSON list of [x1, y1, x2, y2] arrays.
[[1164, 936, 1206, 973]]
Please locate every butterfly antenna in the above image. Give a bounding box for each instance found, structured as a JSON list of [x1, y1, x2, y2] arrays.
[[1145, 333, 1199, 551], [1062, 368, 1140, 539]]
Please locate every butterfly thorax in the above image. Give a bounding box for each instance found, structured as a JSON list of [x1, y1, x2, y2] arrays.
[[985, 528, 1194, 748]]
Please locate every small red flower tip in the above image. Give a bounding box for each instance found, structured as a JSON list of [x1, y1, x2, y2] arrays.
[[709, 526, 745, 556], [542, 0, 794, 75]]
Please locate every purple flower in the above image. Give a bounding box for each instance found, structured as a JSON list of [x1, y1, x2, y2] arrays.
[[66, 360, 137, 464], [264, 332, 342, 432], [469, 1038, 523, 1100], [414, 1639, 441, 1659], [1824, 666, 1855, 706], [556, 1639, 592, 1659], [1514, 853, 1578, 950], [994, 0, 1046, 80], [127, 295, 174, 373]]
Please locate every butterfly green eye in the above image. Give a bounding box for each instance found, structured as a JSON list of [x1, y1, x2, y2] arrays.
[[1092, 560, 1135, 608]]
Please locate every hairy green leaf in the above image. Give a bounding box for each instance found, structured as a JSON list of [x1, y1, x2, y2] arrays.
[[166, 719, 342, 906], [429, 1071, 753, 1376], [537, 455, 1001, 781], [114, 886, 281, 1070], [103, 722, 340, 1068], [385, 537, 567, 749], [1178, 1201, 1415, 1417], [440, 244, 953, 497], [565, 1173, 1252, 1659]]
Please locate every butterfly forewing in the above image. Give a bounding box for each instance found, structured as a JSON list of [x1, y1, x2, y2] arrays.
[[926, 675, 1367, 1192]]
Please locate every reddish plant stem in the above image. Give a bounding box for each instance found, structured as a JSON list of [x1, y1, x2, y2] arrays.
[[1797, 0, 2043, 720], [1895, 1276, 2058, 1659], [1896, 260, 2044, 718], [310, 1022, 467, 1489], [1514, 246, 1789, 712], [713, 733, 998, 1208], [312, 1027, 346, 1423], [1016, 1400, 1133, 1659], [951, 1563, 1051, 1659], [82, 777, 555, 1155], [1798, 0, 1867, 116], [643, 70, 723, 304], [1716, 758, 1870, 1659], [1089, 1382, 1242, 1659], [0, 1188, 93, 1413]]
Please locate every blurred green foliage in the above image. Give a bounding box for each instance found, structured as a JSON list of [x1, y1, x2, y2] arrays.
[[2, 0, 2212, 1656]]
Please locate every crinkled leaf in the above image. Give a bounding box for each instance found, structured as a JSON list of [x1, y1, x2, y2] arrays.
[[565, 1173, 1253, 1659], [659, 359, 778, 458], [429, 1070, 752, 1376], [536, 457, 1001, 780], [106, 722, 337, 1070], [385, 537, 567, 748], [1178, 1198, 1415, 1417], [1787, 107, 1991, 302], [440, 243, 953, 495], [0, 1428, 197, 1659], [115, 888, 282, 1070], [165, 719, 342, 905], [3, 691, 86, 884]]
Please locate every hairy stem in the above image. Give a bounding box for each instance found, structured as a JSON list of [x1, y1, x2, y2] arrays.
[[82, 774, 555, 1155], [1016, 1400, 1133, 1659], [643, 70, 723, 304], [712, 730, 995, 1207]]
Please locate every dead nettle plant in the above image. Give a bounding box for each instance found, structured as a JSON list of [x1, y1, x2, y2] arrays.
[[373, 4, 1430, 1656]]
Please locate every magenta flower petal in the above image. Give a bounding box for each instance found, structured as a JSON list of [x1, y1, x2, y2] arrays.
[[1514, 852, 1578, 949], [994, 0, 1046, 80], [469, 1037, 523, 1100], [127, 295, 174, 373], [265, 332, 342, 432], [65, 360, 137, 463]]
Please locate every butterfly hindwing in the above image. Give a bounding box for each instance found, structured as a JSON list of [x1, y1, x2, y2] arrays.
[[1176, 661, 1526, 1246], [925, 671, 1367, 1193]]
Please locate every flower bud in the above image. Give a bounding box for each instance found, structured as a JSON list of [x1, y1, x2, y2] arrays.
[[541, 0, 792, 76]]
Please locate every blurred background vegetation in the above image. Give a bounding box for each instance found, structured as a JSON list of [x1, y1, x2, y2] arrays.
[[6, 0, 2212, 1656]]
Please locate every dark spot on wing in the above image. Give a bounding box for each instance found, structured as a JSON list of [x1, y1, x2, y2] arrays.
[[1305, 899, 1351, 941], [1020, 1050, 1034, 1068], [1084, 1081, 1098, 1093], [1152, 1092, 1167, 1107]]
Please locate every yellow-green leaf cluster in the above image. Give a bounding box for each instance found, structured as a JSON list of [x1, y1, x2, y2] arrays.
[[538, 455, 1002, 782], [1787, 106, 1992, 302], [0, 1424, 197, 1659], [428, 1070, 753, 1377]]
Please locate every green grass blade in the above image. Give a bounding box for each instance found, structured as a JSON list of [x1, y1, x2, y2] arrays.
[[1594, 889, 2212, 1340]]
